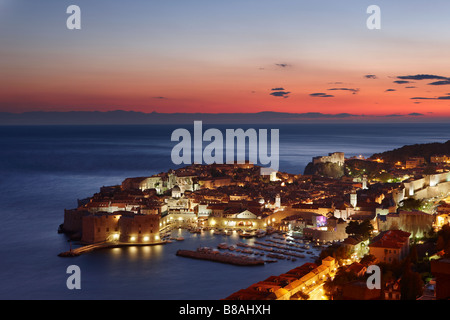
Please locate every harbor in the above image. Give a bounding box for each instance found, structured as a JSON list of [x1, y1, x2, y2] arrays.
[[4, 122, 450, 300], [166, 226, 325, 265], [59, 224, 325, 269], [176, 247, 266, 266]]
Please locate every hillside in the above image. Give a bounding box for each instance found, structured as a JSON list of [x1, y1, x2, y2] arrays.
[[303, 162, 345, 179], [370, 140, 450, 163]]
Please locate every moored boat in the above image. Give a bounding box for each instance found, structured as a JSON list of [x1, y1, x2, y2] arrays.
[[218, 243, 229, 249], [239, 231, 255, 238]]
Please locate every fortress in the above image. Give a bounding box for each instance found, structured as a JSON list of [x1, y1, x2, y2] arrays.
[[121, 172, 199, 195], [313, 152, 345, 166], [392, 171, 450, 204]]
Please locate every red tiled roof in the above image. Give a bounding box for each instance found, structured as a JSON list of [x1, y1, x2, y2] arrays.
[[369, 230, 410, 249]]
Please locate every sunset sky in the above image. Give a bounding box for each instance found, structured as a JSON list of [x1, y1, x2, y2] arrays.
[[2, 0, 450, 118]]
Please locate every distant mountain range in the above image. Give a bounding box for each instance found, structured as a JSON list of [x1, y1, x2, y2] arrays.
[[0, 110, 441, 125], [0, 111, 361, 125]]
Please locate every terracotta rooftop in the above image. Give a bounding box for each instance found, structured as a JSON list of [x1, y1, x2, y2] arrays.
[[369, 229, 411, 249]]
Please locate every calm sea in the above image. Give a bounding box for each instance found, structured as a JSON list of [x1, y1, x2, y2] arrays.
[[0, 122, 449, 300]]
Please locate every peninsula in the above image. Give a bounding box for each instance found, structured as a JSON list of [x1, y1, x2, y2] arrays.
[[59, 143, 450, 299]]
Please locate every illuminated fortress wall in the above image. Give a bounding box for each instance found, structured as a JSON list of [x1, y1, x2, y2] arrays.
[[81, 212, 160, 244], [313, 152, 345, 166], [401, 172, 450, 200]]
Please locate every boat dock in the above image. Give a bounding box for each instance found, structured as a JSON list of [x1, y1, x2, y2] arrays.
[[176, 248, 266, 266], [58, 240, 167, 257]]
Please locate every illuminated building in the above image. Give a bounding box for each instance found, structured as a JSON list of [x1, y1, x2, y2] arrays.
[[405, 157, 425, 169], [368, 230, 410, 263], [81, 213, 122, 244], [118, 212, 160, 243], [224, 257, 336, 300], [312, 152, 345, 166], [303, 217, 348, 242], [378, 210, 434, 239], [80, 211, 160, 244]]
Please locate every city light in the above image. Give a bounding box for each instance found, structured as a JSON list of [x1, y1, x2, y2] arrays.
[[7, 1, 450, 302]]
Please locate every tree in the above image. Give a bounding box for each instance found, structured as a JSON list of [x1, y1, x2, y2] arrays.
[[345, 219, 374, 240], [345, 221, 360, 237], [317, 244, 351, 265], [376, 172, 394, 183], [436, 223, 450, 257], [426, 227, 437, 240], [408, 244, 419, 263], [400, 264, 424, 300], [399, 198, 425, 211], [323, 268, 358, 300], [359, 219, 374, 239]]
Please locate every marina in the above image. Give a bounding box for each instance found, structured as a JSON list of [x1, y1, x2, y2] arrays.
[[59, 223, 326, 263], [52, 225, 323, 299], [176, 247, 266, 266], [167, 226, 324, 264]]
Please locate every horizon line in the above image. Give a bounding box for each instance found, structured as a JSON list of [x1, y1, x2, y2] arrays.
[[0, 109, 444, 118]]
